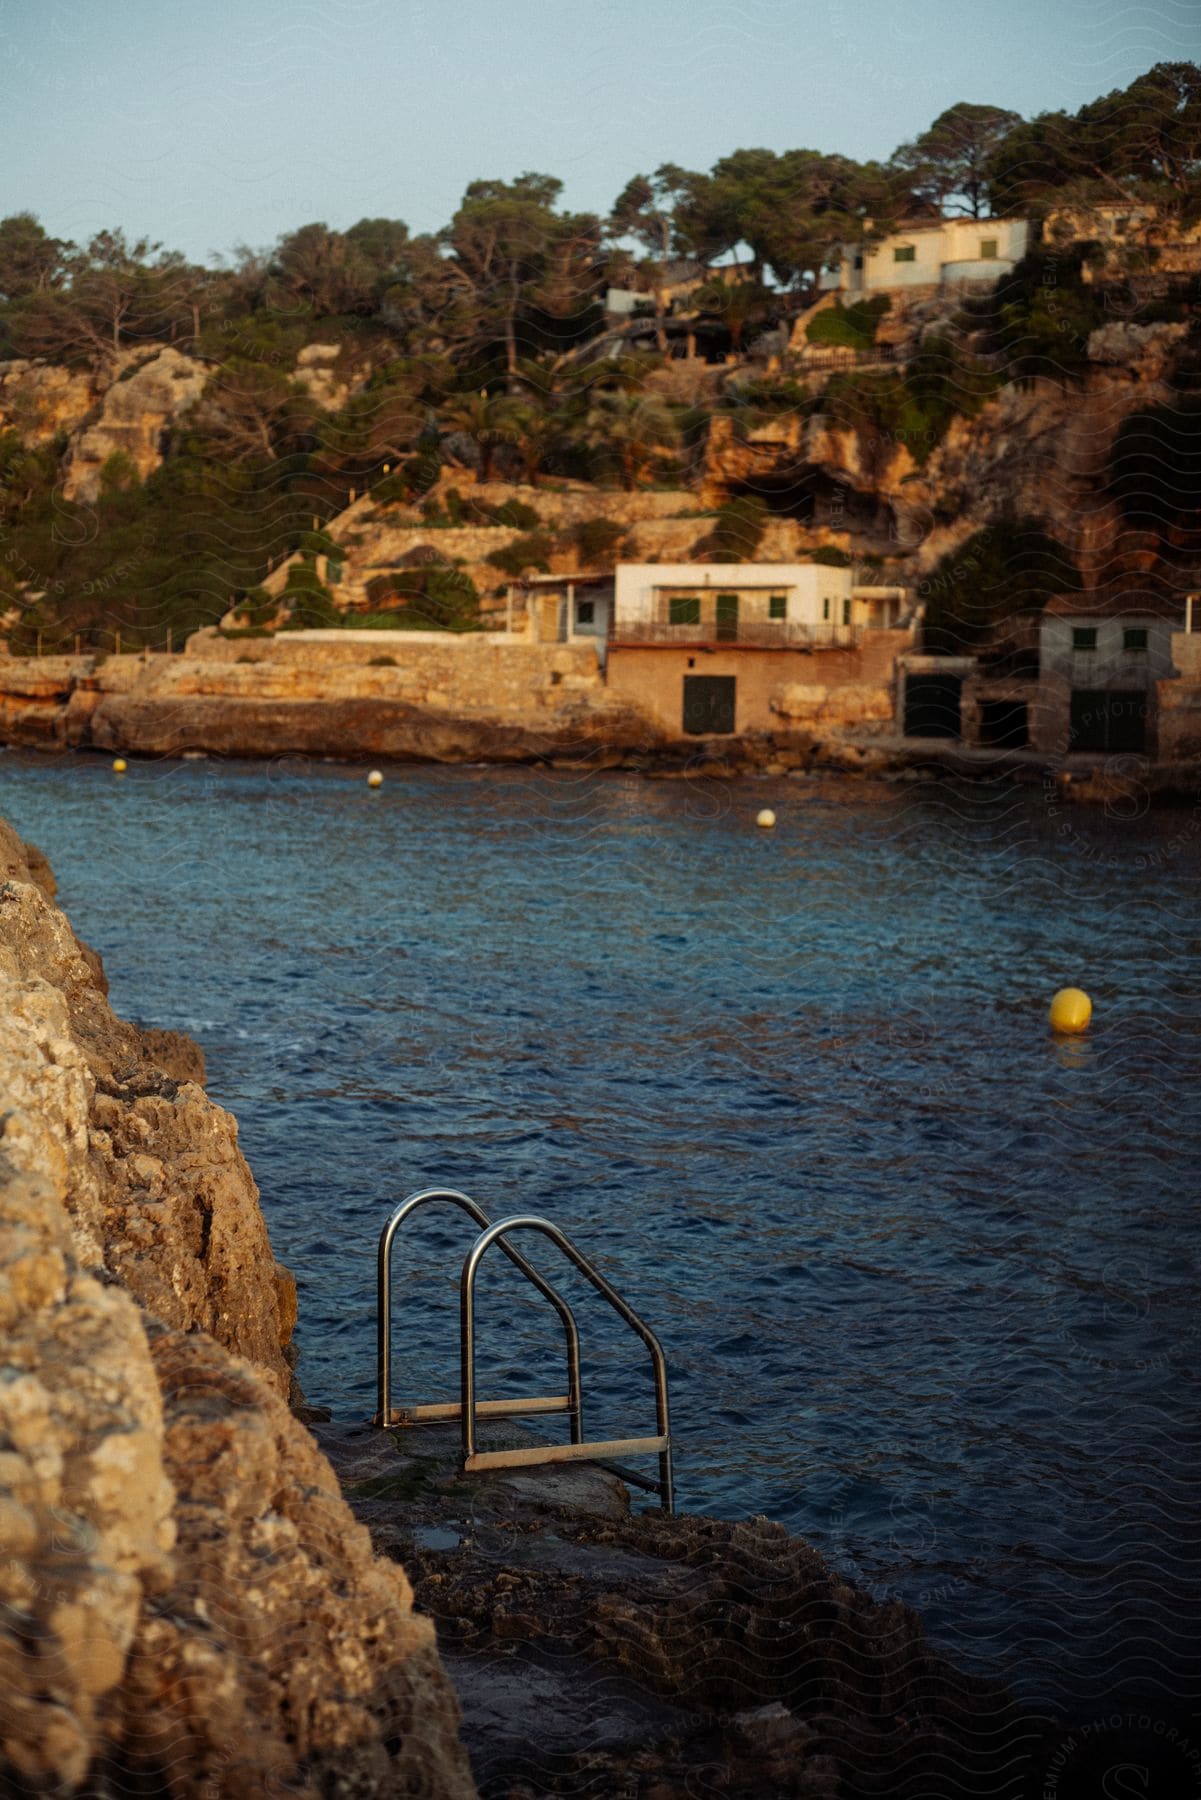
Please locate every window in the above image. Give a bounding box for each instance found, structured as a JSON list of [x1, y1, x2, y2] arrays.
[[325, 560, 343, 585], [576, 599, 595, 626], [853, 255, 863, 270], [894, 245, 916, 263], [769, 594, 787, 620], [1072, 627, 1098, 651], [669, 595, 700, 626], [1124, 627, 1148, 652], [822, 597, 831, 622], [979, 238, 998, 259], [842, 597, 852, 626]]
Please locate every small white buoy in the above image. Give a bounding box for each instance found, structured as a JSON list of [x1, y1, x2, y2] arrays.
[[112, 758, 127, 774], [367, 769, 383, 788], [756, 808, 776, 829]]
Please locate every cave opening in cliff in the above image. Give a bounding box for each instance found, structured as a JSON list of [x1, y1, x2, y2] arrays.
[[723, 471, 894, 538]]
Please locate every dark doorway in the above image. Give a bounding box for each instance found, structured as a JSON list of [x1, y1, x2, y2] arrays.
[[683, 674, 736, 735], [1069, 690, 1147, 753], [979, 699, 1029, 748], [715, 593, 739, 642], [904, 672, 962, 738]]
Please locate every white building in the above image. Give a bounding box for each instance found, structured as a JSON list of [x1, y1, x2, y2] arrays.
[[612, 562, 907, 644], [1034, 590, 1184, 754], [820, 217, 1030, 294]]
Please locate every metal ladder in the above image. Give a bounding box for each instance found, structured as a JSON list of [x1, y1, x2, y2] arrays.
[[374, 1188, 674, 1513]]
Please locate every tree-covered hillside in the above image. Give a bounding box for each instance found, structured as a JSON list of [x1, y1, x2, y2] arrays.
[[0, 62, 1197, 652]]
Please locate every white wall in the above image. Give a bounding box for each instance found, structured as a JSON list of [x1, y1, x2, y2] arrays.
[[821, 219, 1029, 293], [1040, 613, 1179, 688], [613, 563, 853, 629]]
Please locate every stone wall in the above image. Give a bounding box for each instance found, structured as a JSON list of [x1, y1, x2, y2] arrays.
[[1157, 673, 1201, 764], [0, 815, 477, 1797], [606, 630, 906, 740]]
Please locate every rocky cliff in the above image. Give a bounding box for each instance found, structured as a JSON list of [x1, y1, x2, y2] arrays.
[[0, 347, 210, 503], [703, 320, 1195, 591], [0, 816, 476, 1797]]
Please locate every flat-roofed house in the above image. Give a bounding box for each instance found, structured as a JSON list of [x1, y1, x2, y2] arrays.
[[1033, 588, 1186, 756], [603, 562, 913, 741], [820, 217, 1030, 294]]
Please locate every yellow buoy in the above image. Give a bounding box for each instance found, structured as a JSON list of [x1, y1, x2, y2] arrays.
[[1049, 987, 1091, 1034], [756, 808, 776, 830], [112, 758, 127, 774], [367, 769, 383, 788]]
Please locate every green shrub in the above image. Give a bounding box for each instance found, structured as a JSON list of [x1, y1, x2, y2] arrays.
[[363, 566, 480, 630], [724, 376, 810, 414], [368, 654, 398, 666], [372, 451, 441, 506], [964, 250, 1106, 381], [371, 473, 410, 504], [485, 496, 541, 529], [99, 451, 140, 494], [920, 520, 1080, 654], [704, 495, 769, 562], [280, 564, 340, 628], [810, 546, 851, 566], [486, 531, 556, 576], [822, 334, 998, 466], [233, 585, 276, 625], [297, 528, 340, 558], [806, 294, 891, 351], [571, 517, 627, 565]]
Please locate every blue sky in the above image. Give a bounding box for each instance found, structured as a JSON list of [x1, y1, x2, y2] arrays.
[[1, 0, 1198, 261]]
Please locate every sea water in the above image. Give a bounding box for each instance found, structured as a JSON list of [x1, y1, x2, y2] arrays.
[[4, 750, 1198, 1716]]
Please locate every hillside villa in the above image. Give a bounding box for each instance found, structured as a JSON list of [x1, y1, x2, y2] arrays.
[[819, 217, 1030, 294]]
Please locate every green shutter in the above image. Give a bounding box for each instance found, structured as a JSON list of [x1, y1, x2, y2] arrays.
[[669, 595, 701, 626], [715, 593, 739, 641]]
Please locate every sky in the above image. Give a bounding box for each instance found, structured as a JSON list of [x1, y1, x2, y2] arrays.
[[1, 0, 1199, 263]]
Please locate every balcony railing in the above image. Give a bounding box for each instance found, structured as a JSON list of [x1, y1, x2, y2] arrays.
[[608, 619, 861, 650]]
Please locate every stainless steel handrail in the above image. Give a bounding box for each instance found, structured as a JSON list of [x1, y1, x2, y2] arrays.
[[376, 1188, 582, 1439], [461, 1215, 674, 1515]]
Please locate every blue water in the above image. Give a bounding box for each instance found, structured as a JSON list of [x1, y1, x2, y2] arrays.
[[4, 748, 1199, 1716]]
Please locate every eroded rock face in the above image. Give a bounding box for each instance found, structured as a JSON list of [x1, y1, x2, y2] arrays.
[[61, 349, 209, 503], [0, 359, 96, 447], [0, 817, 477, 1797]]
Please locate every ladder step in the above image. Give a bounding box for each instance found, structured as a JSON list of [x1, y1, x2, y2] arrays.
[[465, 1434, 668, 1473], [392, 1395, 572, 1425]]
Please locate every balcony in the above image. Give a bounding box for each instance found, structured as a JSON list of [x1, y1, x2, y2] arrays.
[[607, 618, 861, 650]]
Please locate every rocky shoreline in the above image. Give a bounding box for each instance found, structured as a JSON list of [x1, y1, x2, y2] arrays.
[[0, 811, 1131, 1796], [2, 647, 1200, 798]]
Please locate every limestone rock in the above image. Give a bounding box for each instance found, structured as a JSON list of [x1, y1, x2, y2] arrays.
[[62, 349, 209, 503], [0, 359, 96, 446], [0, 817, 477, 1796], [1086, 319, 1189, 372]]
